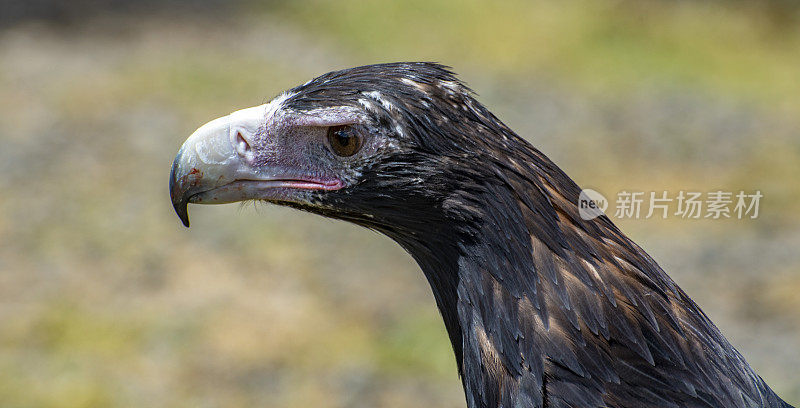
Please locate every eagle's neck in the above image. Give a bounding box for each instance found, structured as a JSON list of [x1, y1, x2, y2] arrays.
[[382, 154, 590, 407], [386, 172, 546, 400]]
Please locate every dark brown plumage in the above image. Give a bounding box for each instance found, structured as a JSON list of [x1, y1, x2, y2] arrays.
[[170, 62, 793, 408]]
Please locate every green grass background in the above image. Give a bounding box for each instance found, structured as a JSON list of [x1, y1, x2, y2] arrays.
[[0, 1, 798, 406]]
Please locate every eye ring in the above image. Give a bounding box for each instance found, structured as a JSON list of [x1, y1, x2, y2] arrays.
[[326, 125, 363, 157]]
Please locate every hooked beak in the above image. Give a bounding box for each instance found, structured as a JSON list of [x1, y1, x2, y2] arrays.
[[169, 105, 342, 227]]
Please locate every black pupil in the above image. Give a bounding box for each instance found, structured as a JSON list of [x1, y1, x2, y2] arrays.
[[328, 125, 360, 156], [335, 131, 351, 147]]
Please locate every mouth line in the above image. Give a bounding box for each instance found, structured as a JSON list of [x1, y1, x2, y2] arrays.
[[224, 178, 343, 191], [187, 178, 344, 202], [172, 177, 344, 228]]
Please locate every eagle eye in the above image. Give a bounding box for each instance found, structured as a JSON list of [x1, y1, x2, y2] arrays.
[[326, 125, 362, 157]]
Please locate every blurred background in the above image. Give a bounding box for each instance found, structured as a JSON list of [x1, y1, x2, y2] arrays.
[[1, 0, 798, 407]]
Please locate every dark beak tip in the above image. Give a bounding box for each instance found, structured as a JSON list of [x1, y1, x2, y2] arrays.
[[172, 198, 191, 228], [170, 151, 191, 228], [179, 214, 191, 228]]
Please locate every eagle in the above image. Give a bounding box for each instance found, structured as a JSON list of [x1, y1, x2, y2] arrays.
[[169, 62, 793, 408]]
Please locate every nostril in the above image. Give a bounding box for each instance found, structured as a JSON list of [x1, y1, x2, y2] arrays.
[[235, 131, 251, 152], [234, 131, 254, 162]]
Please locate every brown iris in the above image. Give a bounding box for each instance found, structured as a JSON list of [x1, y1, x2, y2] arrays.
[[326, 125, 362, 157]]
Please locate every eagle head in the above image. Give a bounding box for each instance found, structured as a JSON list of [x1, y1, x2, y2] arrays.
[[170, 62, 512, 235]]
